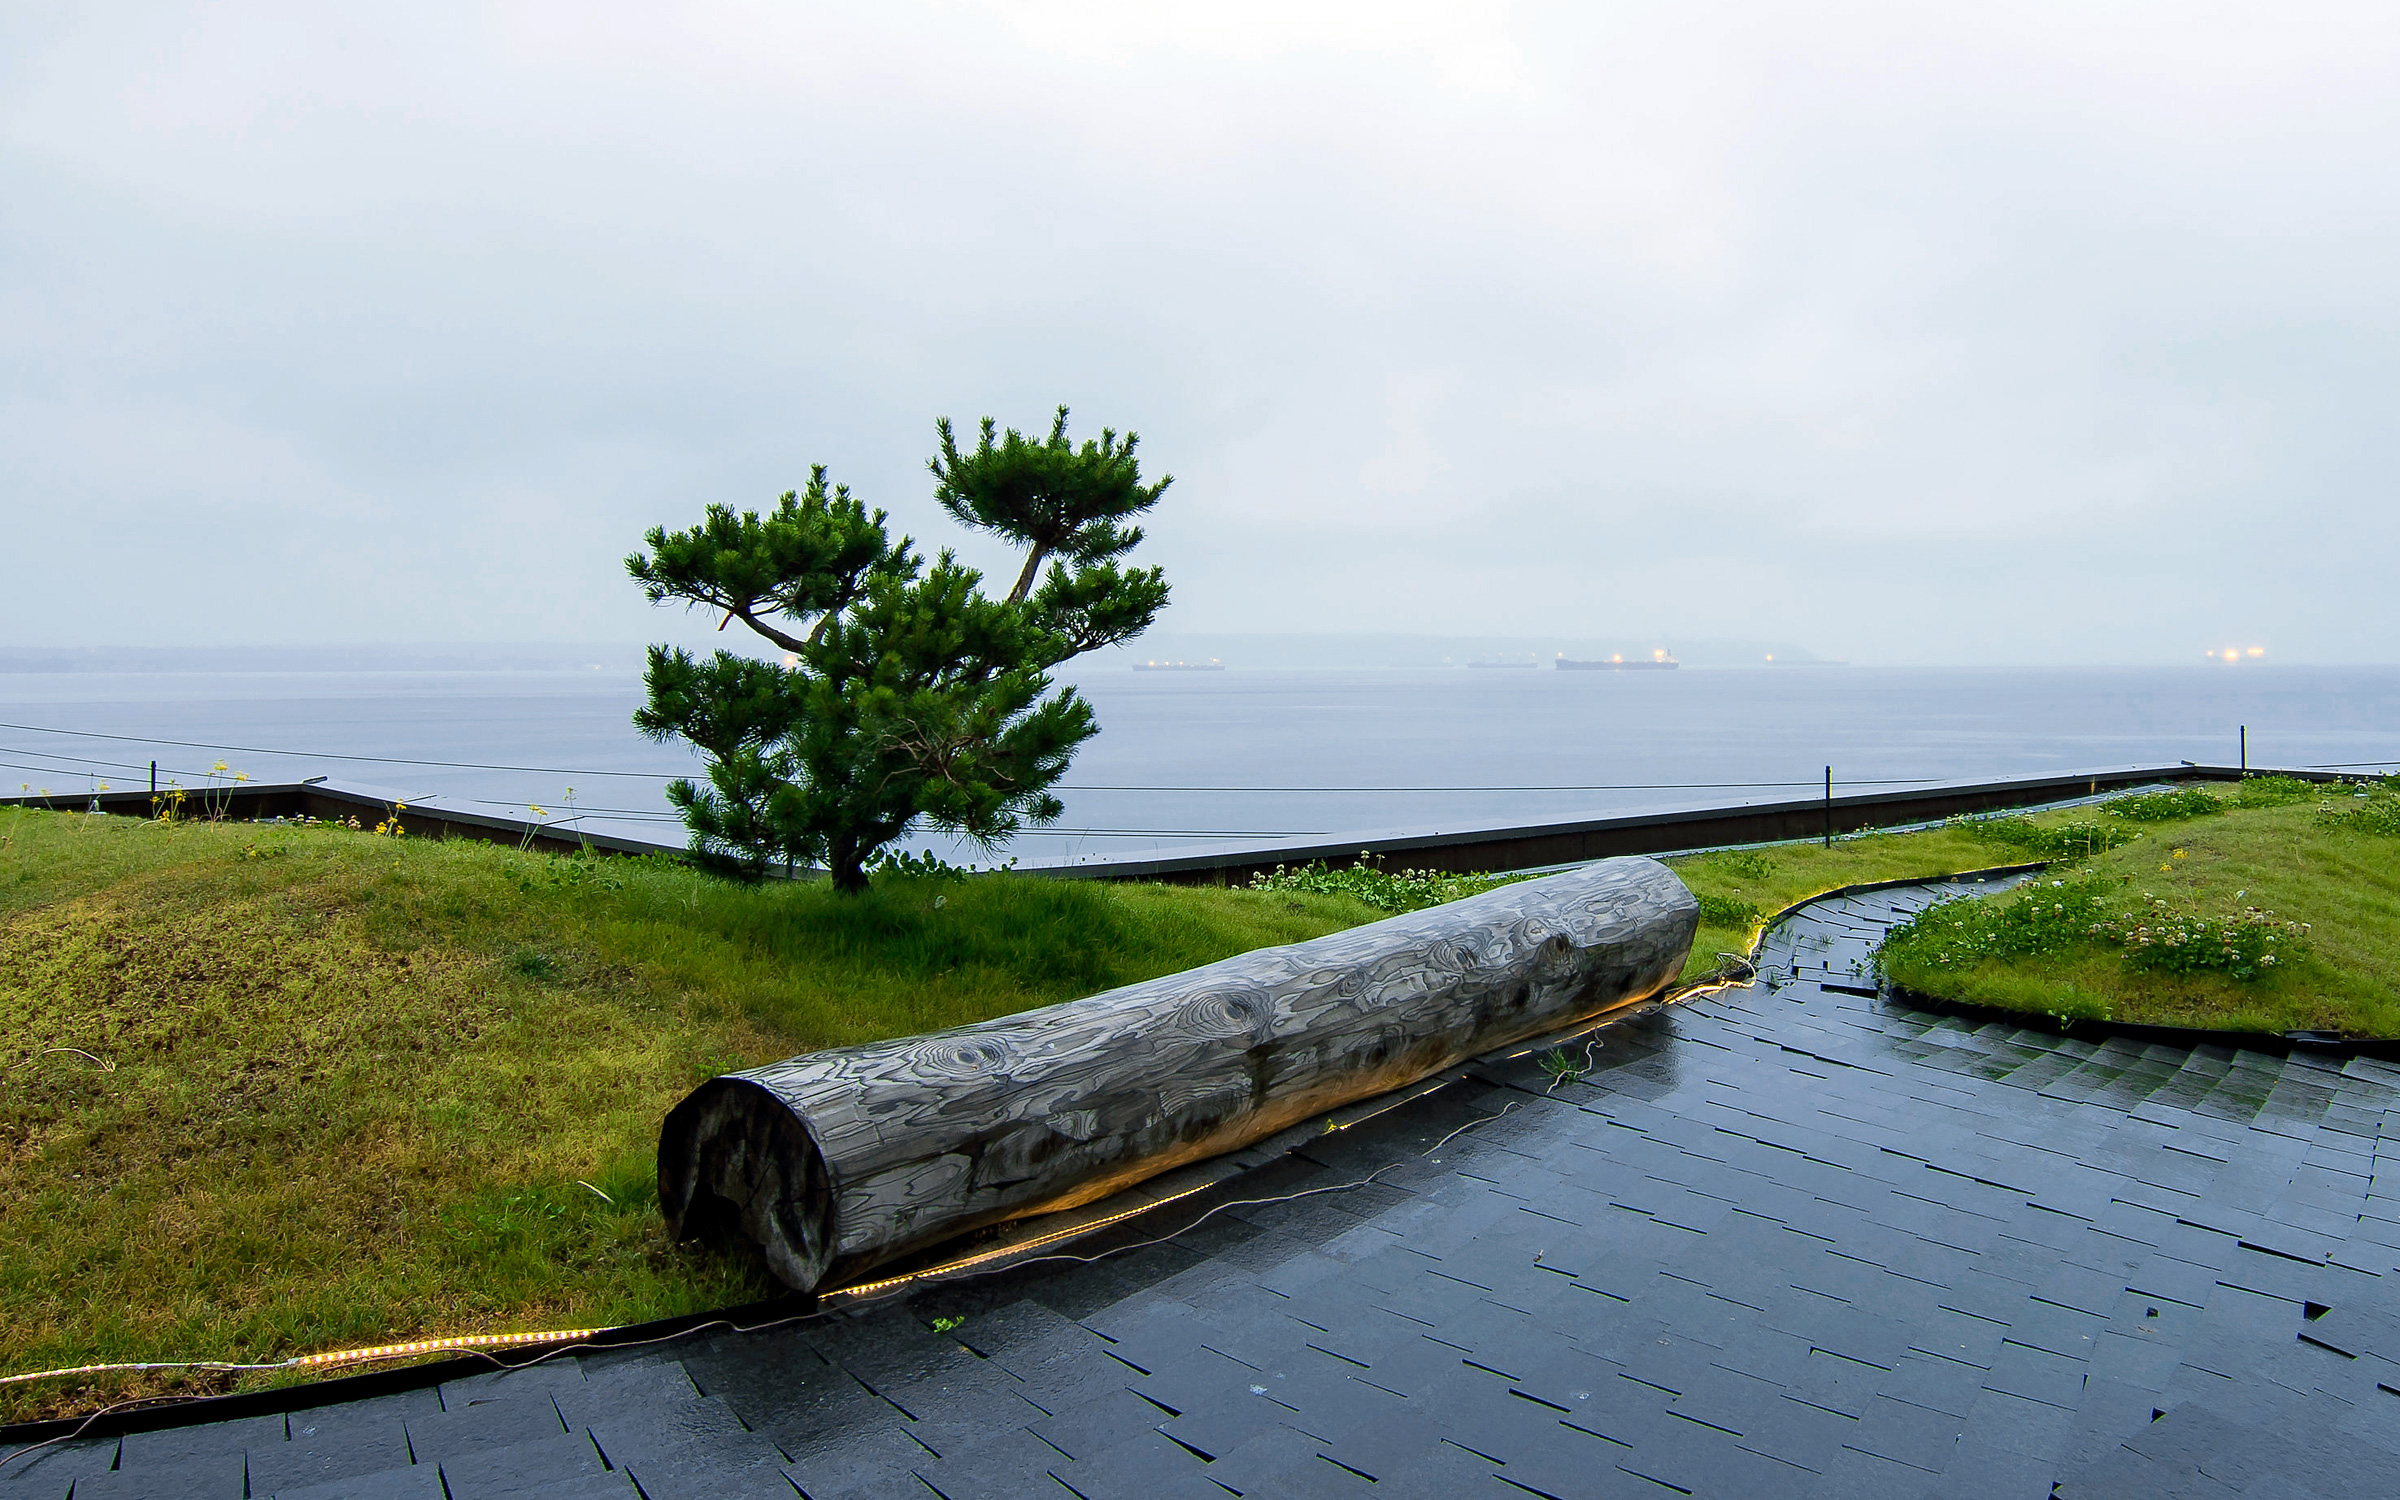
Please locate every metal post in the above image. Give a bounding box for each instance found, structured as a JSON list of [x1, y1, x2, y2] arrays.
[[2240, 725, 2247, 773], [1824, 766, 1833, 848], [149, 760, 157, 793]]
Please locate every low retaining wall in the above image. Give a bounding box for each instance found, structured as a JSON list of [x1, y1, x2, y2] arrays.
[[1, 764, 2361, 885], [657, 856, 1700, 1293], [1052, 764, 2353, 886], [0, 782, 654, 858]]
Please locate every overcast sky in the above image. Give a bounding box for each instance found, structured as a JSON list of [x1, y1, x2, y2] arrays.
[[4, 3, 2396, 664]]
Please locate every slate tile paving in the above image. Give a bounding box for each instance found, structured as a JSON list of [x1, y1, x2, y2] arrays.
[[11, 875, 2400, 1497]]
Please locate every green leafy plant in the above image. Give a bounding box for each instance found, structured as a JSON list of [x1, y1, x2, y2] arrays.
[[1946, 814, 2138, 860], [1695, 892, 1761, 927], [629, 412, 1172, 893], [2104, 787, 2222, 823], [2319, 778, 2400, 836], [506, 948, 557, 980], [1537, 1046, 1587, 1088], [1882, 874, 2308, 985], [1246, 855, 1525, 915], [2232, 775, 2321, 808], [1710, 849, 1774, 882], [2103, 900, 2307, 979]]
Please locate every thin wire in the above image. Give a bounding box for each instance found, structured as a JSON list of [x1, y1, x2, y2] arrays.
[[0, 1315, 816, 1474], [0, 720, 1958, 793], [941, 1102, 1526, 1283], [0, 746, 171, 777], [0, 759, 213, 788], [0, 722, 691, 780]]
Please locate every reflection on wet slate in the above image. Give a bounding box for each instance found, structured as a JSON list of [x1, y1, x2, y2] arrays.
[[8, 875, 2398, 1499]]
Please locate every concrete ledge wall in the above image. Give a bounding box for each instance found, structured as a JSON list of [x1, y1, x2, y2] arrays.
[[656, 856, 1700, 1293], [1042, 764, 2350, 885], [1, 763, 2358, 884], [0, 782, 657, 858]]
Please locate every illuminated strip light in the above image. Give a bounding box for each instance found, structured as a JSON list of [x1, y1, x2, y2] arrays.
[[823, 1178, 1231, 1305], [1, 1328, 604, 1389]]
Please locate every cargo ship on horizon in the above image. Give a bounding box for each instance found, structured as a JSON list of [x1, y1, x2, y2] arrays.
[[1133, 658, 1226, 671], [1556, 650, 1679, 671]]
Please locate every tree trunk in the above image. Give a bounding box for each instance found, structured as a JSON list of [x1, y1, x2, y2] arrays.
[[659, 856, 1699, 1293], [827, 834, 869, 894], [1006, 546, 1050, 605]]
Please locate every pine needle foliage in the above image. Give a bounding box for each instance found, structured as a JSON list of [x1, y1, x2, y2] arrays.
[[929, 405, 1173, 604], [629, 423, 1172, 892]]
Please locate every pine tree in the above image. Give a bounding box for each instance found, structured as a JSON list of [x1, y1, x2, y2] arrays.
[[629, 420, 1170, 891]]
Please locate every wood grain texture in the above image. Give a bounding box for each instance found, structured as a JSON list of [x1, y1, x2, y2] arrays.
[[658, 856, 1698, 1291]]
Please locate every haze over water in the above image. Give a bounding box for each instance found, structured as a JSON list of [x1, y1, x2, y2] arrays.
[[5, 662, 2392, 868]]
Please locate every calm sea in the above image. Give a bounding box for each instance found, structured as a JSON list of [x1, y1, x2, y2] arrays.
[[3, 664, 2393, 868]]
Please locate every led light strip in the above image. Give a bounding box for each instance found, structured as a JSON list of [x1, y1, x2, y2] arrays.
[[1, 1328, 603, 1389]]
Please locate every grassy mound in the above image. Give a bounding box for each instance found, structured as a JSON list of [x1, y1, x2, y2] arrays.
[[0, 808, 1382, 1421], [1879, 779, 2400, 1034], [10, 779, 2383, 1420]]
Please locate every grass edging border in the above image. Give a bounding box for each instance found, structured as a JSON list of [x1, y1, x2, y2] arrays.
[[1754, 863, 2400, 1064], [1746, 862, 2052, 961], [1880, 984, 2400, 1064], [0, 1293, 813, 1450]]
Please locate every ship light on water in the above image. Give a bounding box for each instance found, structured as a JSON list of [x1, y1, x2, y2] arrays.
[[2206, 647, 2266, 662]]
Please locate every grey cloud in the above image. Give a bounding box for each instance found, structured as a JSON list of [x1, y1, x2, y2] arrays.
[[2, 2, 2394, 662]]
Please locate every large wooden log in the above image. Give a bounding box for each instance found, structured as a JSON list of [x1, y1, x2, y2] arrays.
[[658, 857, 1698, 1292]]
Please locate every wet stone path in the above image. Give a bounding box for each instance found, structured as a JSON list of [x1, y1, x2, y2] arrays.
[[12, 875, 2400, 1499]]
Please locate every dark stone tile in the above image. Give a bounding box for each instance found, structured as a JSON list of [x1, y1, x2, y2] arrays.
[[250, 1408, 414, 1494], [588, 1398, 794, 1500], [437, 1431, 606, 1500], [1981, 1341, 2087, 1410], [271, 1466, 447, 1500], [1026, 1386, 1171, 1463], [1733, 1392, 1858, 1473], [437, 1363, 587, 1411], [1955, 1389, 2074, 1462], [115, 1415, 284, 1471], [2000, 1299, 2106, 1361], [0, 1438, 116, 1500], [1664, 1361, 1781, 1437], [775, 1422, 935, 1500], [70, 1460, 245, 1500], [1046, 1428, 1237, 1500], [1619, 1422, 1819, 1496], [1807, 1443, 1942, 1499], [907, 1428, 1081, 1500], [1929, 1433, 2059, 1500], [285, 1390, 441, 1446], [1847, 1395, 1967, 1473], [553, 1360, 702, 1430], [408, 1392, 569, 1460]]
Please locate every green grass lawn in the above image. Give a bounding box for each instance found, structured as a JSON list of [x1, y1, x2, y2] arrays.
[[0, 808, 1385, 1421], [1877, 779, 2400, 1035], [8, 784, 2389, 1421]]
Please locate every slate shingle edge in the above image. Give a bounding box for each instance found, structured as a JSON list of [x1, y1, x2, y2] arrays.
[[0, 1294, 811, 1450], [1880, 985, 2400, 1061]]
